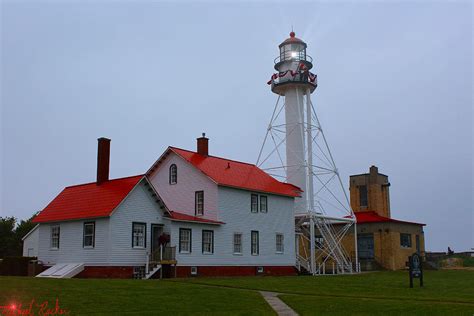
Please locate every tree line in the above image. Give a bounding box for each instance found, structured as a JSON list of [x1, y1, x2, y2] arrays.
[[0, 215, 36, 258]]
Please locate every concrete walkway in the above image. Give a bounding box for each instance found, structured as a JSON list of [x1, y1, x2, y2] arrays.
[[259, 291, 298, 316]]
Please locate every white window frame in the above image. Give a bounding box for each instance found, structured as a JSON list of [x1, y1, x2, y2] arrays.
[[251, 194, 259, 213], [169, 164, 177, 184], [83, 222, 95, 248], [132, 222, 146, 249], [195, 191, 204, 216], [179, 228, 192, 253], [202, 230, 214, 254], [50, 225, 60, 250], [260, 195, 268, 213], [233, 233, 242, 255], [251, 231, 259, 255], [276, 233, 284, 253]]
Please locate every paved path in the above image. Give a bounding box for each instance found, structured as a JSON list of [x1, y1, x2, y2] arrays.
[[259, 291, 298, 316]]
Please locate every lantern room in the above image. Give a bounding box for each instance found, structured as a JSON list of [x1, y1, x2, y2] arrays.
[[274, 31, 313, 71]]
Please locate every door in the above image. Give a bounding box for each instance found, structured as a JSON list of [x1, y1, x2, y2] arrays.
[[151, 224, 163, 254], [358, 233, 374, 259]]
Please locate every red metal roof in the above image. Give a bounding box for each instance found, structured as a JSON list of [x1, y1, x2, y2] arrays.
[[169, 147, 301, 197], [167, 211, 224, 225], [32, 175, 144, 223], [354, 211, 425, 226]]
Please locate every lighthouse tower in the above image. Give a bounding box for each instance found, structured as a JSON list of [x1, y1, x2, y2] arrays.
[[271, 31, 316, 214], [258, 32, 358, 275]]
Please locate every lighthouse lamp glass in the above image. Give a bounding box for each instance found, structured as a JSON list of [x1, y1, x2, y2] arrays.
[[291, 51, 298, 58]]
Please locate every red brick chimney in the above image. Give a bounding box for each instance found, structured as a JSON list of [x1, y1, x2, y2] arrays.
[[197, 133, 209, 156], [97, 137, 111, 184]]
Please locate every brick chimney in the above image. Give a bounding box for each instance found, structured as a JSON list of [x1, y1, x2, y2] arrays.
[[97, 137, 111, 184], [197, 133, 209, 156]]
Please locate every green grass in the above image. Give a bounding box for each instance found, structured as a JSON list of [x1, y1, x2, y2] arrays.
[[1, 270, 473, 315], [460, 256, 474, 267], [0, 277, 274, 315], [178, 270, 474, 303], [176, 270, 474, 315]]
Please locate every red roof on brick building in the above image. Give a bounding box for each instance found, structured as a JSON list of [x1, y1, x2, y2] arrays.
[[354, 211, 425, 226], [164, 147, 301, 197], [32, 175, 144, 223]]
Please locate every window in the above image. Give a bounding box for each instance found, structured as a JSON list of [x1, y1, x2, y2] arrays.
[[251, 194, 259, 213], [276, 233, 284, 253], [251, 231, 259, 255], [202, 230, 214, 254], [179, 228, 192, 253], [233, 233, 242, 254], [195, 191, 204, 216], [169, 164, 177, 184], [132, 222, 146, 248], [83, 222, 95, 248], [50, 226, 60, 249], [359, 185, 368, 207], [260, 196, 268, 213], [400, 233, 412, 248]]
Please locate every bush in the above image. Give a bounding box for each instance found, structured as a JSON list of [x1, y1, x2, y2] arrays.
[[0, 256, 37, 276]]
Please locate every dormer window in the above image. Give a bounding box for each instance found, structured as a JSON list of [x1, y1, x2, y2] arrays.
[[169, 164, 177, 184]]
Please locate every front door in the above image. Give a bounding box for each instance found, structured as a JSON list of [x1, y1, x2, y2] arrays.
[[358, 233, 374, 259], [151, 224, 163, 254]]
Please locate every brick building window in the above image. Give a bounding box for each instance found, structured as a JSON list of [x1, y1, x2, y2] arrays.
[[359, 185, 368, 207], [400, 233, 412, 248]]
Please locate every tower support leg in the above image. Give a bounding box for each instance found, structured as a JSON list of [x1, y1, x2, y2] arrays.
[[310, 215, 316, 275]]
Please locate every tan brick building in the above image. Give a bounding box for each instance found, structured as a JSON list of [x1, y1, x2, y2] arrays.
[[344, 166, 426, 270]]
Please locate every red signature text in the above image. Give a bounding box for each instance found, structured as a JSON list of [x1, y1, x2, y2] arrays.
[[0, 299, 69, 316]]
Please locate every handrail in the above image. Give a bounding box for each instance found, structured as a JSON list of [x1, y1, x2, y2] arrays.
[[274, 54, 313, 65], [150, 245, 176, 264]]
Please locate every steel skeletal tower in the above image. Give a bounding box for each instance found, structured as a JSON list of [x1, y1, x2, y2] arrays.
[[258, 32, 359, 274]]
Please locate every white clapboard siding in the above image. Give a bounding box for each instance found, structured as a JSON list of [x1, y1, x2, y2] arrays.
[[171, 186, 296, 266], [108, 180, 167, 266], [148, 151, 219, 221], [22, 225, 39, 257], [37, 218, 110, 266]]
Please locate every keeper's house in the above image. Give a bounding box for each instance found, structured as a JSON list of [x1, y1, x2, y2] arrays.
[[23, 136, 301, 278]]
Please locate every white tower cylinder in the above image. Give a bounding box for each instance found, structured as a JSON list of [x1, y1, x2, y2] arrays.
[[284, 88, 307, 213], [270, 31, 317, 214]]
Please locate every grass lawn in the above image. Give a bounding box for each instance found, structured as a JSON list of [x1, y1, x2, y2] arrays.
[[1, 270, 473, 315], [177, 270, 474, 315], [0, 277, 274, 315]]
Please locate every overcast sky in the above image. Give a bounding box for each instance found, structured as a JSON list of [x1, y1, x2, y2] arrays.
[[1, 1, 472, 252]]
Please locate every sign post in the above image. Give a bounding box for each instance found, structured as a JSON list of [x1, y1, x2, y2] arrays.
[[408, 252, 423, 288]]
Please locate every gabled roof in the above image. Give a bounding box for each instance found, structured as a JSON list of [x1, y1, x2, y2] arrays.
[[148, 147, 301, 198], [32, 175, 144, 223], [167, 211, 224, 225], [354, 211, 425, 226]]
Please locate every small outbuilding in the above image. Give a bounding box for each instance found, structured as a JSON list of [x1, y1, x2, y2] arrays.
[[342, 166, 426, 271]]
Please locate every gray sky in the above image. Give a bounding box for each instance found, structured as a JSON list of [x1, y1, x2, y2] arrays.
[[1, 1, 472, 252]]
